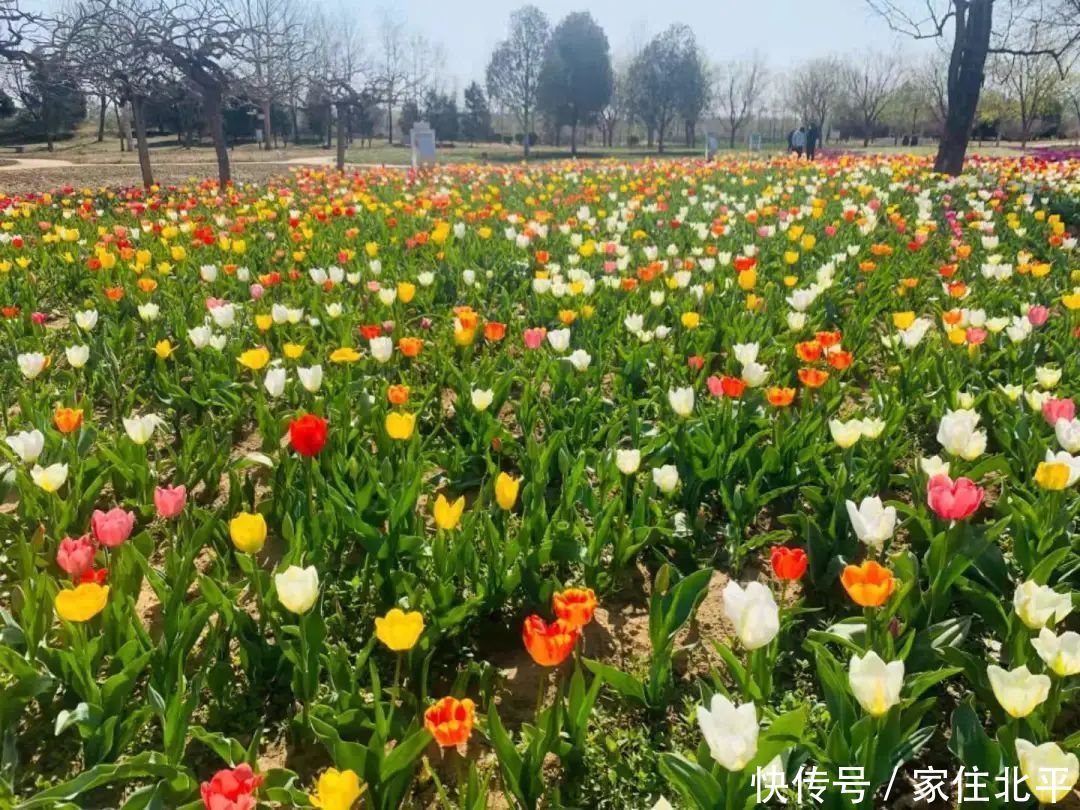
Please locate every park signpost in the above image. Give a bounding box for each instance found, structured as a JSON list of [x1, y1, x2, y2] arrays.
[[410, 121, 437, 168]]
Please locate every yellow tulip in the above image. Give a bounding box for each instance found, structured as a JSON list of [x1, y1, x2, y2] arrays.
[[154, 340, 174, 359], [55, 583, 109, 622], [397, 282, 416, 303], [284, 343, 306, 359], [737, 268, 756, 290], [385, 412, 416, 440], [229, 511, 267, 554], [255, 314, 273, 331], [374, 608, 424, 651], [1034, 461, 1070, 491], [1062, 292, 1080, 311], [238, 347, 270, 370], [892, 311, 916, 330], [783, 251, 799, 265], [495, 472, 520, 510], [681, 312, 701, 329], [329, 347, 361, 363], [433, 494, 465, 530], [309, 767, 364, 810]]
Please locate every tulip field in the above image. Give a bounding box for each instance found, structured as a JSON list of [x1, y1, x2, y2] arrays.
[[2, 154, 1080, 809]]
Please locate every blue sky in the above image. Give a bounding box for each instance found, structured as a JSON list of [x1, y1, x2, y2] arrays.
[[368, 0, 935, 89]]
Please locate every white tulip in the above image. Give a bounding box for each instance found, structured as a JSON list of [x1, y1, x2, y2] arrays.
[[919, 455, 951, 477], [122, 413, 163, 445], [987, 664, 1050, 718], [31, 462, 68, 493], [1056, 418, 1080, 453], [721, 581, 779, 650], [848, 651, 904, 716], [732, 342, 759, 366], [547, 329, 571, 353], [567, 349, 591, 371], [417, 271, 434, 287], [325, 303, 343, 319], [1035, 366, 1062, 390], [845, 496, 897, 549], [200, 264, 218, 282], [1031, 627, 1080, 677], [65, 345, 89, 369], [17, 352, 47, 379], [668, 387, 695, 417], [274, 565, 319, 614], [615, 449, 641, 475], [936, 409, 987, 460], [137, 303, 160, 321], [859, 418, 885, 439], [188, 325, 212, 348], [696, 694, 759, 771], [264, 368, 287, 398], [471, 388, 494, 411], [75, 309, 98, 331], [624, 313, 644, 334], [297, 365, 323, 393], [5, 429, 44, 463], [369, 336, 393, 363], [1013, 580, 1072, 629], [377, 288, 397, 305], [1016, 739, 1079, 804], [829, 419, 862, 449], [652, 465, 679, 493], [740, 362, 770, 388]]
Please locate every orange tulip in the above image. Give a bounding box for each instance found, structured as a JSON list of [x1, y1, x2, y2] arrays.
[[827, 351, 853, 370], [522, 615, 579, 666], [54, 407, 84, 433], [424, 697, 475, 748], [798, 368, 830, 388], [795, 340, 822, 362], [816, 330, 842, 348], [767, 387, 796, 407], [484, 322, 507, 341], [553, 588, 597, 629], [398, 337, 423, 358], [387, 384, 410, 406], [841, 560, 896, 607]]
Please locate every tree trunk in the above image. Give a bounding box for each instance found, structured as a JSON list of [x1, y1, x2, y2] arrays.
[[523, 108, 531, 158], [291, 103, 300, 146], [570, 121, 577, 156], [97, 94, 107, 142], [934, 0, 992, 175], [729, 127, 737, 149], [131, 96, 154, 188], [336, 103, 347, 171], [203, 87, 231, 186], [386, 90, 394, 144], [262, 100, 273, 150]]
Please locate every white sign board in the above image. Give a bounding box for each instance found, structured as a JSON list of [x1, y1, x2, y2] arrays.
[[410, 121, 436, 168]]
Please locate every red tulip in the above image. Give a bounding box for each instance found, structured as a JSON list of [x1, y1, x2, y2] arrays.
[[522, 615, 579, 666], [927, 474, 984, 521], [770, 546, 808, 580], [289, 413, 328, 457], [200, 764, 262, 810]]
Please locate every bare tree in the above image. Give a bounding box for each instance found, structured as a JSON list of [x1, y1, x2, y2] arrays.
[[788, 56, 844, 137], [486, 5, 549, 158], [372, 11, 409, 144], [716, 53, 768, 148], [598, 60, 631, 147], [842, 50, 901, 145], [993, 23, 1070, 147], [238, 0, 307, 149], [867, 0, 1080, 173], [136, 0, 247, 185]]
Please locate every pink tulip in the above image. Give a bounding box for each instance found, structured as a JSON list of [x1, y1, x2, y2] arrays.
[[249, 283, 264, 300], [57, 534, 95, 578], [927, 474, 984, 521], [154, 484, 187, 519], [523, 327, 546, 350], [31, 311, 47, 325], [205, 297, 226, 310], [90, 507, 135, 547], [419, 317, 433, 330], [603, 261, 617, 273], [824, 225, 837, 237], [1027, 305, 1049, 326], [706, 375, 724, 397], [366, 281, 381, 291], [965, 328, 987, 345], [1042, 397, 1076, 426], [381, 320, 395, 334]]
